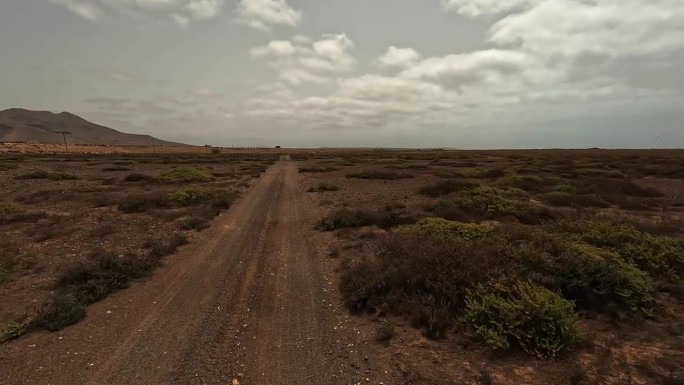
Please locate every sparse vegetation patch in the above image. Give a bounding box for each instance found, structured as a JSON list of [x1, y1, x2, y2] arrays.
[[16, 170, 78, 180], [154, 167, 214, 183], [347, 169, 413, 180]]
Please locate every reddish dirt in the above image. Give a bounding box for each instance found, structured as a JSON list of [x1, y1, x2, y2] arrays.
[[0, 160, 376, 385]]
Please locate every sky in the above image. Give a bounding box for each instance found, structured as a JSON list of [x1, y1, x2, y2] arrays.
[[0, 0, 683, 148]]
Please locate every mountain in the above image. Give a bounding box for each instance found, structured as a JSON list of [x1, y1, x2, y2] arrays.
[[0, 108, 183, 146]]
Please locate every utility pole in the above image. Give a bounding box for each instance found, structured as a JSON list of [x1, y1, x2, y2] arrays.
[[152, 137, 156, 153], [54, 131, 71, 154]]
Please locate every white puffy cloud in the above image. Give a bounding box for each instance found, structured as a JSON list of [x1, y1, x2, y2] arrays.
[[377, 47, 421, 69], [51, 0, 224, 25], [401, 49, 563, 91], [250, 40, 296, 58], [244, 0, 684, 133], [251, 34, 356, 85], [490, 0, 684, 61], [235, 0, 301, 31], [280, 69, 328, 85], [185, 0, 223, 19]]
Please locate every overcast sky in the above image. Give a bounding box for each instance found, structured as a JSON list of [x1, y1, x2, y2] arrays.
[[1, 0, 683, 148]]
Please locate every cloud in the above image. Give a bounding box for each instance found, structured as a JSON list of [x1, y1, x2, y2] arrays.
[[292, 35, 311, 44], [251, 34, 357, 85], [185, 0, 223, 19], [441, 0, 539, 16], [244, 0, 684, 134], [51, 0, 225, 25], [280, 70, 328, 85], [250, 40, 296, 58], [489, 0, 684, 61], [377, 47, 421, 69], [52, 0, 102, 20], [171, 13, 190, 26], [245, 75, 461, 130], [400, 49, 561, 91], [235, 0, 302, 31]]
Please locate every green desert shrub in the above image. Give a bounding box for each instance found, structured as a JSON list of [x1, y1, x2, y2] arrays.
[[308, 181, 339, 192], [168, 186, 237, 208], [452, 167, 483, 178], [118, 193, 169, 213], [0, 202, 26, 223], [419, 179, 477, 197], [339, 217, 660, 352], [395, 217, 492, 242], [0, 162, 18, 172], [496, 174, 546, 192], [463, 280, 579, 358], [452, 187, 528, 217], [541, 192, 610, 208], [316, 208, 416, 231], [32, 294, 87, 332], [102, 166, 132, 172], [16, 170, 78, 180], [560, 220, 684, 282], [123, 173, 153, 183], [154, 167, 214, 183], [299, 166, 339, 173], [347, 169, 413, 180]]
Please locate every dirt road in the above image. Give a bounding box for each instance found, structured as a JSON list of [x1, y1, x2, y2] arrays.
[[0, 160, 367, 385]]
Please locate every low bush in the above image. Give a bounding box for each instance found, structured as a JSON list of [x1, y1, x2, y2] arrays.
[[15, 170, 78, 180], [102, 166, 132, 172], [463, 281, 579, 358], [9, 241, 189, 339], [145, 234, 189, 258], [168, 186, 237, 209], [179, 216, 211, 231], [118, 193, 169, 213], [154, 168, 214, 183], [347, 170, 413, 180], [496, 174, 546, 192], [541, 192, 610, 208], [308, 181, 339, 192], [0, 243, 18, 286], [123, 173, 153, 183], [299, 166, 339, 173], [419, 179, 477, 197], [0, 201, 26, 223], [388, 163, 429, 170], [560, 220, 684, 282], [339, 217, 663, 355], [452, 168, 483, 178], [619, 181, 663, 198], [452, 187, 528, 218], [576, 168, 625, 178], [0, 162, 18, 172], [316, 209, 378, 231], [32, 294, 86, 332], [482, 168, 506, 179], [316, 207, 417, 231]]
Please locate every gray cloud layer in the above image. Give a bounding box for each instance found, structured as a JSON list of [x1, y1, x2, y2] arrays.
[[0, 0, 682, 147]]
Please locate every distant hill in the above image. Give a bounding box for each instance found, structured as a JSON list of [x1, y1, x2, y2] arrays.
[[0, 108, 183, 146]]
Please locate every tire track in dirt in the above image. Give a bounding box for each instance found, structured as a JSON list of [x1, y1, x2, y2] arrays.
[[0, 160, 359, 385]]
